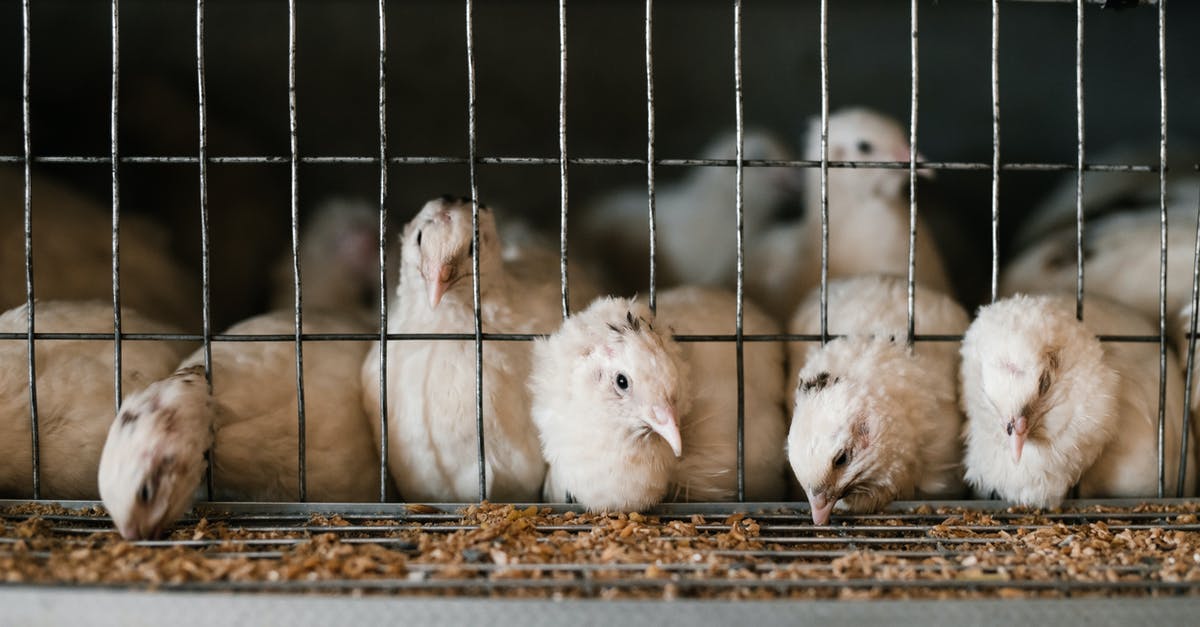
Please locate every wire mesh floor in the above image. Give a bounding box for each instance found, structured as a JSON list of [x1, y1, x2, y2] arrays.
[[2, 499, 1198, 599]]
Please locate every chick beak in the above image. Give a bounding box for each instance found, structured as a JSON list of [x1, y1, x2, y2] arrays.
[[116, 521, 138, 541], [1007, 415, 1029, 463], [425, 262, 455, 309], [647, 404, 682, 457], [807, 490, 835, 526]]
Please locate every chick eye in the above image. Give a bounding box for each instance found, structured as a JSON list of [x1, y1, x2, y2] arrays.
[[1038, 370, 1052, 396], [138, 483, 152, 504], [615, 373, 629, 392], [856, 140, 873, 155], [833, 449, 849, 469], [416, 230, 423, 247]]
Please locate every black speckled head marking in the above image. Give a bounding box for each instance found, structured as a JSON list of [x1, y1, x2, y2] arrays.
[[800, 371, 833, 394], [119, 409, 137, 426]]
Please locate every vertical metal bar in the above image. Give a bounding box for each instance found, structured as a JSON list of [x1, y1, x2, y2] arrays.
[[818, 0, 829, 345], [732, 0, 745, 502], [196, 0, 215, 499], [110, 0, 123, 410], [21, 0, 39, 500], [1155, 0, 1168, 498], [990, 0, 1000, 303], [906, 0, 918, 346], [1181, 179, 1200, 496], [1074, 0, 1085, 322], [376, 0, 390, 503], [558, 0, 569, 320], [287, 0, 307, 502], [644, 0, 657, 314], [465, 0, 486, 501]]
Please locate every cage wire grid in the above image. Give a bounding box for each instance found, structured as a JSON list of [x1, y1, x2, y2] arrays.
[[2, 0, 1200, 601]]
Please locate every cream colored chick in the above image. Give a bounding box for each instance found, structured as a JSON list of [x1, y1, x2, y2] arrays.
[[531, 287, 789, 511], [0, 301, 189, 500], [0, 169, 201, 330], [786, 275, 968, 525], [361, 196, 547, 503], [98, 310, 380, 539], [960, 293, 1195, 507], [1002, 202, 1199, 347], [270, 197, 383, 317], [584, 129, 798, 292], [748, 108, 949, 322]]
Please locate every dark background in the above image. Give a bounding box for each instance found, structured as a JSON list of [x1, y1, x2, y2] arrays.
[[0, 0, 1195, 326]]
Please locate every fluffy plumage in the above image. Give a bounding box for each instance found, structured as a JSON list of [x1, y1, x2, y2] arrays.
[[361, 196, 547, 503], [531, 287, 789, 511], [786, 275, 968, 524], [584, 129, 798, 292], [270, 197, 384, 316], [497, 212, 602, 320], [1002, 198, 1199, 347], [960, 293, 1195, 507], [0, 170, 201, 330], [0, 301, 189, 500], [748, 108, 950, 322], [99, 310, 381, 539]]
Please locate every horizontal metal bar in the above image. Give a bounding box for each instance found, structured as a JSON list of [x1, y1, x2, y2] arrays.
[[0, 332, 1171, 344], [0, 154, 1180, 172]]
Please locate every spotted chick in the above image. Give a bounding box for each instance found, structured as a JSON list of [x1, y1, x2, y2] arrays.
[[99, 310, 380, 539], [530, 287, 789, 511], [786, 275, 968, 524]]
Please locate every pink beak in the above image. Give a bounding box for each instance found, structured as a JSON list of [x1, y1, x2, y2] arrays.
[[807, 491, 835, 526], [647, 404, 682, 457], [1008, 415, 1028, 463], [425, 263, 454, 309]]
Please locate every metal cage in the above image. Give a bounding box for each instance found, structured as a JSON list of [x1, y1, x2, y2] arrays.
[[2, 0, 1199, 611]]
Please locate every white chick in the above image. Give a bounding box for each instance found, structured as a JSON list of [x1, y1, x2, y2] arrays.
[[99, 310, 380, 539], [270, 197, 384, 317], [960, 293, 1195, 507], [786, 275, 968, 525], [0, 169, 201, 330], [530, 287, 789, 511], [0, 301, 189, 500], [1002, 199, 1199, 347], [748, 108, 950, 323], [361, 196, 547, 503], [584, 129, 798, 291], [495, 211, 602, 319]]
